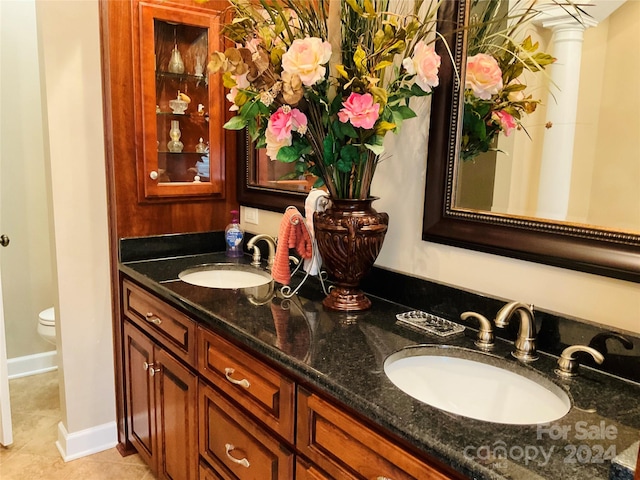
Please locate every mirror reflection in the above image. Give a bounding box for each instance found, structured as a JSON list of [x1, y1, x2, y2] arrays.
[[455, 0, 639, 234], [250, 148, 316, 194]]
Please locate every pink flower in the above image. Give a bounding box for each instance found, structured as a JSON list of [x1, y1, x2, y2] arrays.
[[267, 106, 308, 141], [282, 37, 332, 86], [402, 41, 441, 92], [466, 53, 503, 100], [337, 93, 380, 129], [492, 110, 517, 136], [265, 106, 308, 159]]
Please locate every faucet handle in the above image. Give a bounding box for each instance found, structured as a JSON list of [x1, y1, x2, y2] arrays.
[[555, 345, 604, 378], [460, 312, 494, 351]]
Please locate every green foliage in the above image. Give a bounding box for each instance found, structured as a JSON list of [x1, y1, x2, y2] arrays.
[[460, 0, 582, 161], [212, 0, 443, 199]]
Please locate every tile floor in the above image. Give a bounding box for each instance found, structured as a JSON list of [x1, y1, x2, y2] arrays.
[[0, 371, 153, 479]]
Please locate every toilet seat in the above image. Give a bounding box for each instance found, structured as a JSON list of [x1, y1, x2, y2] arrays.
[[39, 307, 55, 325]]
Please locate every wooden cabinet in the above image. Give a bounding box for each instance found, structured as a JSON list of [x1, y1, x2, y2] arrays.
[[132, 0, 228, 200], [123, 318, 198, 480], [118, 276, 460, 480], [297, 388, 459, 480]]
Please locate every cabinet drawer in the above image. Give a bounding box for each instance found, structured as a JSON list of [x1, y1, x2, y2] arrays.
[[296, 457, 343, 480], [198, 327, 295, 442], [199, 460, 224, 480], [199, 382, 294, 480], [297, 388, 459, 480], [123, 279, 196, 364]]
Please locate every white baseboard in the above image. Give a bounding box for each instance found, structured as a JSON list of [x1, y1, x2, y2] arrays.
[[56, 420, 118, 462], [7, 351, 58, 379]]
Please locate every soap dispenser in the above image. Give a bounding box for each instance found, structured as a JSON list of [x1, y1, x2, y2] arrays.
[[225, 210, 244, 258]]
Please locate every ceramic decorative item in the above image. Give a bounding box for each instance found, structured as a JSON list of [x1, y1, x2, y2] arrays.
[[313, 197, 388, 311], [167, 120, 184, 153], [168, 45, 185, 74], [169, 92, 188, 114], [194, 54, 205, 77], [195, 138, 207, 153]]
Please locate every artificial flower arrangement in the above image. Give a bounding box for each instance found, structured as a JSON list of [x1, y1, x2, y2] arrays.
[[208, 0, 443, 200], [461, 0, 558, 162]]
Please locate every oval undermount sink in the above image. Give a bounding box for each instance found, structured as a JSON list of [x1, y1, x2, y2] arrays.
[[178, 264, 272, 289], [384, 345, 571, 425]]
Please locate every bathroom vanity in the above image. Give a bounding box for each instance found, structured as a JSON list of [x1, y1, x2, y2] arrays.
[[115, 236, 640, 480]]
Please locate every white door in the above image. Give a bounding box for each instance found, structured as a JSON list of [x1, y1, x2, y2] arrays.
[[0, 0, 12, 447], [0, 253, 12, 446]]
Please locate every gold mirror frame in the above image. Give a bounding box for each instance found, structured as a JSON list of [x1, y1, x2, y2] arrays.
[[422, 0, 640, 283]]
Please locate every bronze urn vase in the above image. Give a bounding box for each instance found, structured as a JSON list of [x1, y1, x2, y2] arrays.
[[313, 198, 388, 311]]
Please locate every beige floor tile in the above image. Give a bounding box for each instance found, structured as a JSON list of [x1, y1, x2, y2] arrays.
[[82, 447, 149, 466], [9, 371, 60, 418], [61, 456, 151, 480], [0, 452, 70, 480], [3, 372, 155, 480]]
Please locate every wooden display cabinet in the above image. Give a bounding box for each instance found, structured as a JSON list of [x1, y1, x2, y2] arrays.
[[133, 0, 227, 200]]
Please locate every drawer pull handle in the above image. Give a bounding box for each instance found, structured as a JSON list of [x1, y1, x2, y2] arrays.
[[145, 312, 162, 325], [224, 368, 250, 389], [143, 362, 160, 377], [224, 443, 250, 468]]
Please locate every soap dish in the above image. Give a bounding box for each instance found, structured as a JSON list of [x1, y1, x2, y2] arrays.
[[396, 311, 465, 338]]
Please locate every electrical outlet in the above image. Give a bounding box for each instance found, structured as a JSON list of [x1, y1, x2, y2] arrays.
[[244, 207, 259, 224]]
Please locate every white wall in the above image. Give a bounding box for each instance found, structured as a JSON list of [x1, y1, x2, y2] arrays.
[[242, 95, 640, 335], [0, 0, 55, 360], [36, 0, 116, 457]]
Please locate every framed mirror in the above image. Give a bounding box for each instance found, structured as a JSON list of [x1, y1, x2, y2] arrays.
[[237, 133, 310, 212], [423, 0, 640, 282]]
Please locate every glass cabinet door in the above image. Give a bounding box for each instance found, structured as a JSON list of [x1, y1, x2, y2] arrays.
[[135, 2, 226, 200]]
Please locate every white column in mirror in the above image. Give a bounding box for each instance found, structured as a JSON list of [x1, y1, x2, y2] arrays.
[[535, 13, 597, 221]]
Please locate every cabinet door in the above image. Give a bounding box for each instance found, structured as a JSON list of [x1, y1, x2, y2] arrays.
[[155, 347, 198, 480], [124, 322, 157, 473], [133, 0, 227, 200]]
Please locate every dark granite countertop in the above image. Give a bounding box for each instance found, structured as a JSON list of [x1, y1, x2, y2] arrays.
[[119, 250, 640, 480]]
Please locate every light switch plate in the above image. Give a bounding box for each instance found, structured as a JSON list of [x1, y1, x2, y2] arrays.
[[244, 207, 259, 224]]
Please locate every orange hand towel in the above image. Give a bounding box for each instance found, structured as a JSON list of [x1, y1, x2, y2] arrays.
[[271, 207, 313, 285]]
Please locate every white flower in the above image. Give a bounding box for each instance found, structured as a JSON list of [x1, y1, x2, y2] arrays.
[[265, 127, 292, 160], [282, 37, 332, 86], [403, 41, 441, 92]]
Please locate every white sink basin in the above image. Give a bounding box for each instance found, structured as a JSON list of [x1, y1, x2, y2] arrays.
[[178, 264, 272, 289], [384, 346, 571, 425]]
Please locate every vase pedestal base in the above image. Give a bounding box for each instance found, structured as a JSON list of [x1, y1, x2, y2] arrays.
[[322, 286, 371, 312]]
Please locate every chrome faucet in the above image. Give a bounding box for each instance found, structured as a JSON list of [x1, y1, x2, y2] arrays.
[[494, 302, 538, 362], [460, 311, 494, 351], [555, 345, 604, 378], [246, 234, 277, 270]]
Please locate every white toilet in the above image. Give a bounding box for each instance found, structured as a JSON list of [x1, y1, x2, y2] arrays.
[[37, 307, 56, 345]]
